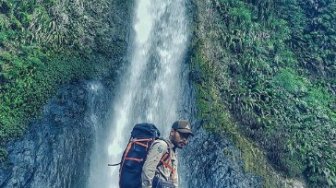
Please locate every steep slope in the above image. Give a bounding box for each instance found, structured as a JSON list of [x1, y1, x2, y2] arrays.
[[0, 0, 131, 160], [0, 0, 132, 187], [191, 0, 335, 187]]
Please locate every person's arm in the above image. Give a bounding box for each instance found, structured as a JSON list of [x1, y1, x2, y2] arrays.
[[141, 140, 168, 188]]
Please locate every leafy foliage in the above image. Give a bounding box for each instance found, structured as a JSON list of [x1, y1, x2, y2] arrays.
[[194, 0, 336, 186], [0, 0, 130, 162], [191, 42, 283, 187]]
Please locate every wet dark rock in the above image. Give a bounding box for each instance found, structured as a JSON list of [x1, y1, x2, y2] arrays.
[[189, 70, 203, 84], [0, 0, 131, 186], [179, 54, 262, 188], [179, 126, 263, 188], [178, 1, 263, 186], [0, 82, 108, 188]]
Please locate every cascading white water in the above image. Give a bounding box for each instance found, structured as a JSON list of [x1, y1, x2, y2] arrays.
[[87, 0, 188, 187]]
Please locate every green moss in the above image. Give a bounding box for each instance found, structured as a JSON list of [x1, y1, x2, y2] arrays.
[[228, 5, 252, 28], [192, 43, 283, 187], [0, 0, 129, 163], [0, 45, 115, 164], [305, 86, 333, 107], [194, 0, 336, 186], [273, 68, 309, 94]]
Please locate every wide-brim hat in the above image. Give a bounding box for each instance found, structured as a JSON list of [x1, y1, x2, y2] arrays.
[[172, 120, 194, 136]]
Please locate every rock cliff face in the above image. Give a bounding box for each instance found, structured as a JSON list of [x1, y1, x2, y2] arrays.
[[179, 54, 263, 188], [0, 0, 307, 187], [179, 0, 306, 187], [0, 82, 108, 188], [180, 124, 263, 188], [176, 3, 263, 185], [0, 0, 132, 187]]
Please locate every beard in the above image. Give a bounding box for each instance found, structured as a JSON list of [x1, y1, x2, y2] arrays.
[[171, 139, 186, 149]]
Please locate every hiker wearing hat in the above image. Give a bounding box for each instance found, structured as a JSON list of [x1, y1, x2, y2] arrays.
[[141, 120, 193, 188]]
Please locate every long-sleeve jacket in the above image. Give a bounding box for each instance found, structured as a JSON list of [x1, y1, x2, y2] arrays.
[[141, 139, 178, 188]]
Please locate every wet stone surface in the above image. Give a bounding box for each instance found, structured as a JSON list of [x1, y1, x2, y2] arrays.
[[0, 82, 108, 188]]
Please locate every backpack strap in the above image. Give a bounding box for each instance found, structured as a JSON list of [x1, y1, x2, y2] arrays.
[[160, 153, 175, 174], [157, 139, 175, 175]]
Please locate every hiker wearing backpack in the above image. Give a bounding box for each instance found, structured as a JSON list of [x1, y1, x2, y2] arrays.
[[118, 120, 193, 188], [141, 120, 193, 188]]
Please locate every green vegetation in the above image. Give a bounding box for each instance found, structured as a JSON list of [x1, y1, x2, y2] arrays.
[[0, 0, 83, 150], [0, 0, 129, 162], [193, 0, 335, 186], [192, 43, 284, 187]]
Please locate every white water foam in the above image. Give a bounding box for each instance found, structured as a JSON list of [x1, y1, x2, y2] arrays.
[[87, 0, 189, 187]]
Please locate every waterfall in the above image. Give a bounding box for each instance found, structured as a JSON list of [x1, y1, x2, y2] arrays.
[[87, 0, 189, 187]]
